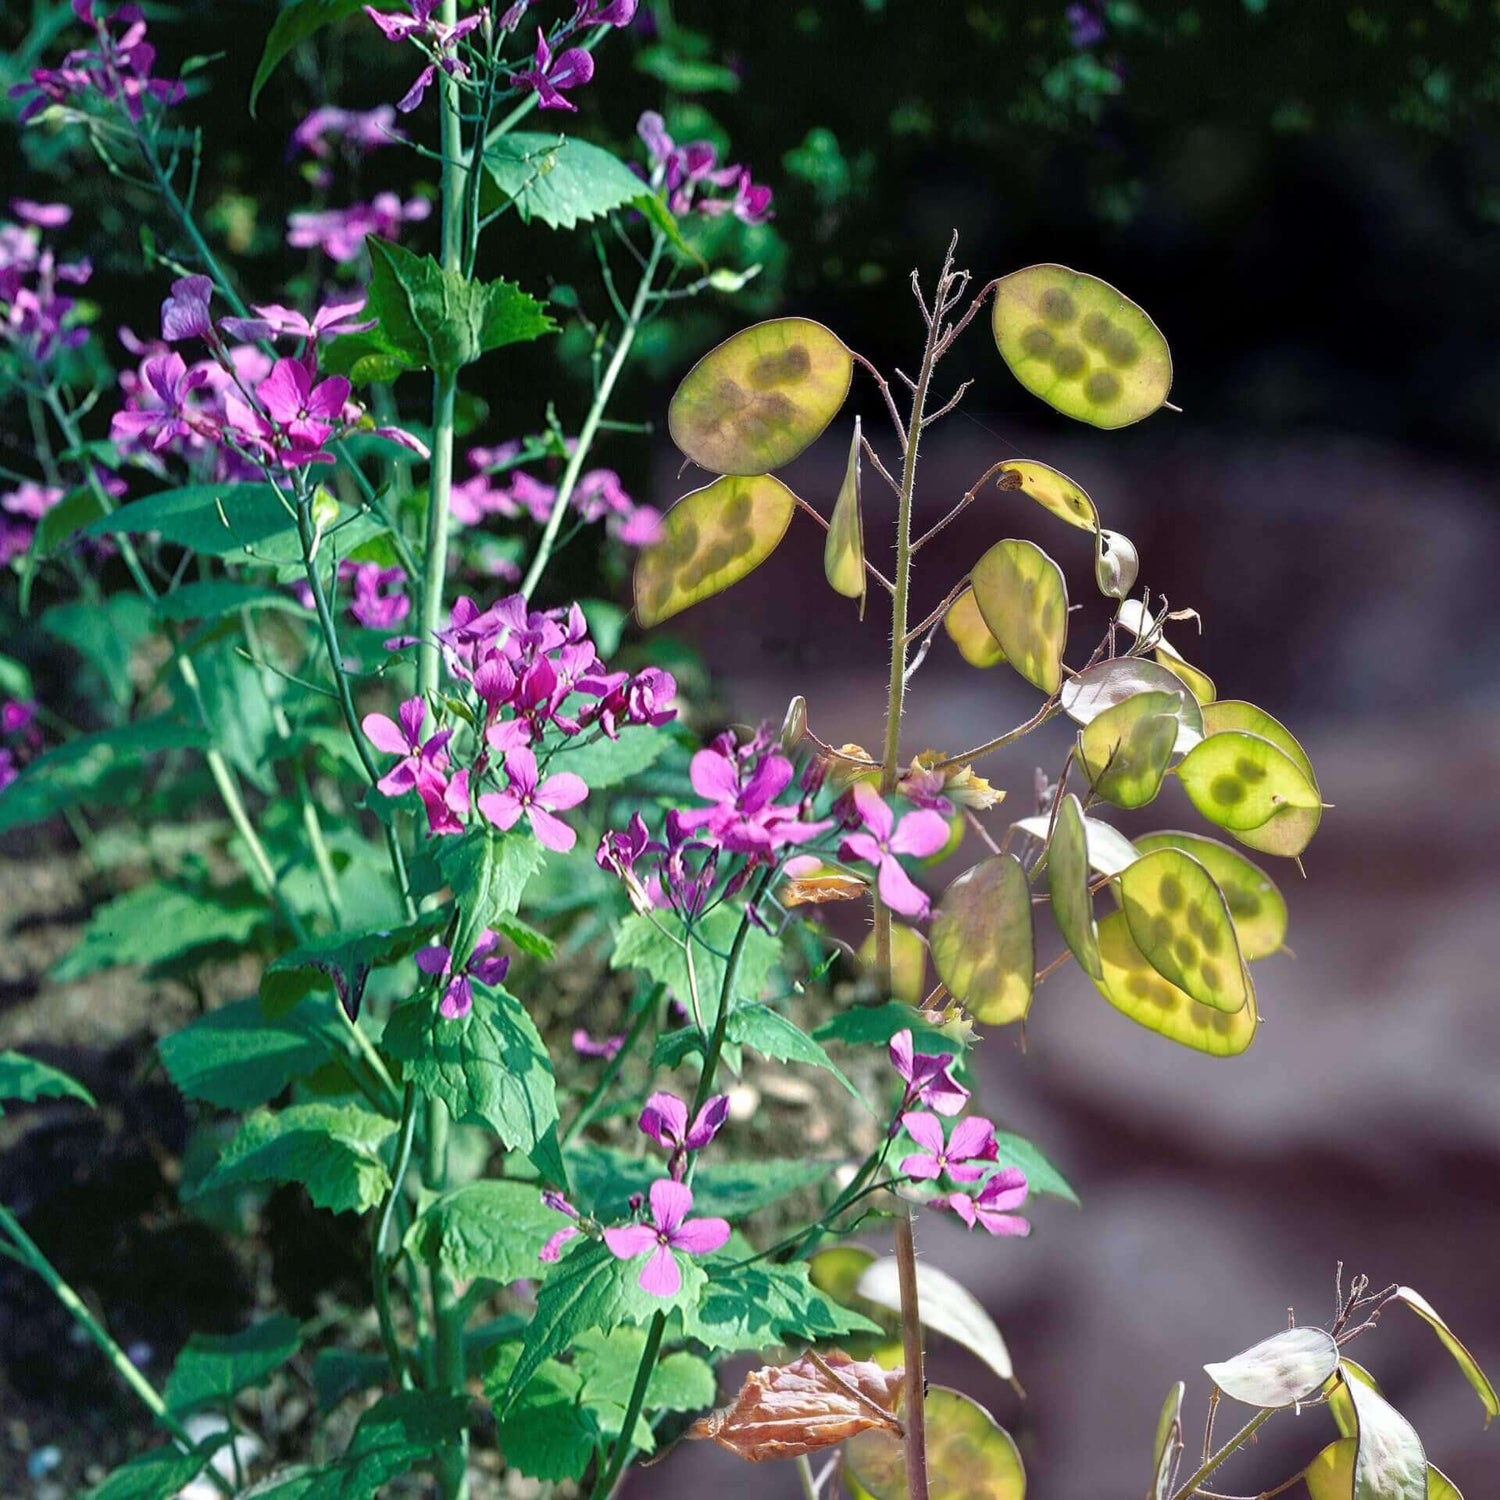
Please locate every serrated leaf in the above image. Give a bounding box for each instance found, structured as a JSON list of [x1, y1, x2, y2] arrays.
[[1130, 833, 1286, 960], [685, 1258, 881, 1355], [1078, 690, 1183, 809], [488, 1354, 595, 1481], [195, 1102, 396, 1215], [944, 587, 1007, 668], [1394, 1287, 1498, 1425], [365, 237, 555, 376], [1047, 794, 1103, 980], [811, 1000, 966, 1059], [726, 1003, 861, 1099], [482, 131, 652, 230], [84, 1438, 228, 1500], [548, 723, 664, 792], [1204, 1325, 1338, 1408], [1176, 731, 1321, 839], [53, 881, 265, 982], [0, 1051, 95, 1116], [825, 418, 866, 611], [164, 1316, 302, 1415], [405, 1180, 561, 1285], [566, 1145, 834, 1221], [300, 1391, 468, 1498], [930, 854, 1034, 1025], [575, 1326, 717, 1414], [997, 459, 1098, 529], [383, 986, 558, 1153], [1061, 658, 1204, 753], [668, 317, 852, 475], [1092, 909, 1257, 1057], [846, 1386, 1026, 1500], [970, 538, 1068, 695], [633, 473, 798, 628], [260, 915, 442, 1018], [435, 827, 546, 961], [1118, 849, 1250, 1013], [857, 1257, 1015, 1386], [159, 996, 343, 1110], [993, 262, 1171, 428], [1346, 1373, 1427, 1500]]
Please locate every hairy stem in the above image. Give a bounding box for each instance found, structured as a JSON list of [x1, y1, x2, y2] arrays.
[[1170, 1408, 1273, 1500]]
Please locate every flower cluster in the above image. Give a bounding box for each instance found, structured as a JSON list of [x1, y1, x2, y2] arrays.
[[837, 780, 948, 919], [109, 276, 422, 477], [365, 0, 486, 114], [0, 482, 63, 566], [287, 194, 432, 266], [636, 112, 773, 225], [362, 593, 677, 845], [888, 1029, 1029, 1238], [500, 1, 640, 114], [290, 105, 405, 187], [451, 446, 664, 548], [11, 0, 183, 126], [293, 560, 412, 632], [0, 700, 43, 793], [1, 202, 93, 369], [416, 928, 510, 1020]]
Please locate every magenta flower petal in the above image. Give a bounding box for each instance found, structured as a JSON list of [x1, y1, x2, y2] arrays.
[[900, 1151, 944, 1181], [876, 855, 929, 919], [438, 974, 473, 1020], [602, 1224, 658, 1260], [637, 1242, 681, 1297], [901, 1111, 945, 1154], [889, 808, 951, 859], [538, 1225, 579, 1262], [851, 781, 894, 843], [415, 944, 451, 977], [648, 1178, 693, 1236], [477, 790, 523, 832], [688, 747, 738, 802], [948, 1115, 997, 1162], [684, 1094, 730, 1151], [640, 1092, 688, 1149], [362, 711, 408, 755], [669, 1215, 729, 1256], [527, 804, 577, 852], [538, 770, 588, 811]]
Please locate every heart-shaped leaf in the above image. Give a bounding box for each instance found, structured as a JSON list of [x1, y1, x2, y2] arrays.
[[668, 317, 852, 475], [1047, 794, 1103, 980], [1092, 910, 1257, 1056], [634, 473, 797, 627], [1078, 689, 1184, 809], [825, 418, 866, 612], [930, 854, 1034, 1024], [1131, 833, 1286, 960], [1204, 1325, 1339, 1408], [971, 539, 1068, 695], [1394, 1287, 1498, 1425], [997, 459, 1098, 530], [1118, 849, 1250, 1013], [992, 263, 1172, 428], [945, 587, 1007, 668], [1176, 731, 1321, 836], [1062, 658, 1204, 752], [845, 1386, 1026, 1500]]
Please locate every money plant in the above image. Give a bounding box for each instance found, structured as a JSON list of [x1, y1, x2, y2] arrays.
[[0, 2, 1492, 1499]]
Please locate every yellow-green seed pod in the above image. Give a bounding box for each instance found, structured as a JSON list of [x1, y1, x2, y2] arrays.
[[1048, 794, 1103, 979], [824, 417, 865, 614], [997, 459, 1098, 530], [970, 539, 1068, 695], [1130, 832, 1286, 960], [846, 1386, 1026, 1500], [668, 317, 852, 475], [929, 854, 1033, 1025], [1078, 690, 1183, 809], [992, 264, 1172, 428], [944, 587, 1007, 668], [1176, 730, 1321, 837]]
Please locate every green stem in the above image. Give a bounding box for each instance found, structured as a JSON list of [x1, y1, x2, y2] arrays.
[[589, 1310, 665, 1500], [0, 1205, 234, 1497], [373, 1084, 420, 1387], [894, 1208, 930, 1500], [1169, 1409, 1273, 1500], [519, 232, 666, 603]]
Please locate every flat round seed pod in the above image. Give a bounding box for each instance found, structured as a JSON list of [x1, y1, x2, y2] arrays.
[[992, 264, 1172, 428], [634, 474, 797, 628], [1092, 909, 1257, 1057], [855, 922, 928, 1007], [945, 587, 1007, 668], [930, 854, 1034, 1025], [1118, 849, 1250, 1013], [997, 459, 1098, 530], [846, 1386, 1026, 1500], [1095, 528, 1139, 599], [668, 317, 852, 475], [1048, 794, 1103, 979], [1062, 657, 1204, 753], [1203, 1325, 1339, 1409], [1176, 731, 1321, 835], [1078, 689, 1184, 809], [1130, 833, 1286, 960], [971, 539, 1068, 695], [1201, 700, 1320, 857]]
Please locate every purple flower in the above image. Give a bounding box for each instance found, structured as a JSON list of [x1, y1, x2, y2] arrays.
[[10, 200, 71, 228], [417, 928, 511, 1020], [290, 104, 404, 161], [838, 782, 948, 919], [346, 562, 411, 630], [286, 194, 431, 264], [538, 1189, 582, 1261], [676, 738, 832, 857], [220, 296, 375, 345], [510, 28, 595, 111], [900, 1111, 998, 1184], [572, 1027, 624, 1060], [108, 351, 211, 451], [888, 1028, 968, 1117], [254, 357, 350, 463], [365, 0, 483, 112], [636, 111, 773, 223], [948, 1168, 1030, 1237], [602, 1179, 730, 1297], [639, 1091, 729, 1178], [578, 0, 638, 24], [1067, 2, 1106, 49], [477, 746, 588, 852], [159, 275, 213, 343], [362, 697, 469, 834]]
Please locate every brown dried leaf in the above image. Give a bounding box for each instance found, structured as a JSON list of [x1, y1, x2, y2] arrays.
[[782, 871, 869, 908], [686, 1350, 904, 1462]]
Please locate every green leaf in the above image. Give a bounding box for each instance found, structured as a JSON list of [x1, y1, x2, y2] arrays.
[[482, 131, 653, 231], [0, 715, 207, 835], [992, 263, 1172, 428], [668, 317, 852, 476], [365, 237, 555, 376], [53, 881, 266, 983], [1346, 1372, 1428, 1500], [573, 1326, 716, 1413], [633, 473, 799, 629], [164, 1316, 302, 1415], [1203, 1325, 1338, 1408], [685, 1257, 881, 1354], [84, 1439, 227, 1500], [930, 854, 1034, 1025], [637, 43, 741, 93], [298, 1391, 468, 1498], [260, 915, 442, 1018], [547, 725, 664, 792], [1048, 794, 1103, 980], [0, 1051, 96, 1116], [726, 1003, 862, 1099], [1078, 689, 1183, 809], [159, 996, 344, 1111], [1130, 833, 1286, 961], [312, 1348, 388, 1412], [44, 595, 154, 710], [1117, 849, 1251, 1014], [154, 579, 310, 623], [405, 1180, 561, 1285], [1394, 1286, 1498, 1425], [500, 1239, 704, 1412], [487, 1354, 596, 1481], [856, 1257, 1015, 1386], [970, 538, 1068, 695], [610, 906, 780, 1027], [812, 1000, 967, 1059], [250, 0, 369, 115], [435, 827, 546, 959], [1176, 731, 1321, 839], [567, 1144, 835, 1221], [383, 987, 558, 1152], [846, 1385, 1025, 1500], [990, 1130, 1080, 1205], [194, 1102, 396, 1215]]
